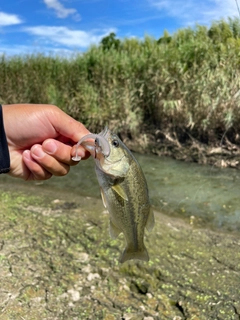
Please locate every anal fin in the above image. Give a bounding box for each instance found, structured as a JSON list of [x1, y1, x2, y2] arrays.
[[109, 220, 122, 239], [146, 207, 155, 232]]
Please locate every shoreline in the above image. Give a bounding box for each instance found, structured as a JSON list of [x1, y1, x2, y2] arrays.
[[122, 127, 240, 169]]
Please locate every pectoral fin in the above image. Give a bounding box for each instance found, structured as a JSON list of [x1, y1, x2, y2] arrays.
[[146, 207, 155, 232], [109, 220, 122, 239], [111, 185, 128, 201], [100, 188, 107, 208]]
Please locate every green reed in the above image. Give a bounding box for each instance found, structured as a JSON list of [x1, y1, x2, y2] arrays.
[[1, 18, 240, 141]]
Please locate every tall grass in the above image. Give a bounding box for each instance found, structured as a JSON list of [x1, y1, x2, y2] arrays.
[[1, 18, 240, 142]]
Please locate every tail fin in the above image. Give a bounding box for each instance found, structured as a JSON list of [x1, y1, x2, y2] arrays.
[[119, 245, 149, 263]]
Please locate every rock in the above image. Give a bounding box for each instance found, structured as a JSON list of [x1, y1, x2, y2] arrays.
[[87, 273, 101, 282], [67, 289, 80, 302], [82, 265, 92, 273], [122, 314, 140, 320], [209, 147, 225, 155], [77, 252, 89, 263], [229, 160, 239, 167], [52, 199, 60, 203], [58, 293, 69, 300]]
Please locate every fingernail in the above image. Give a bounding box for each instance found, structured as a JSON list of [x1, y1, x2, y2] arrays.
[[32, 145, 45, 159], [72, 147, 85, 160], [43, 140, 57, 155], [23, 150, 31, 160]]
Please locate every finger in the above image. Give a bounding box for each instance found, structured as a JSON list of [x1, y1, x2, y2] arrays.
[[31, 144, 70, 176], [42, 139, 90, 165], [42, 139, 74, 165], [48, 107, 91, 143], [71, 143, 92, 161], [22, 150, 52, 181]]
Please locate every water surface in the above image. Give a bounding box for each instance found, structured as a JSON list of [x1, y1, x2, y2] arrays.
[[1, 153, 240, 232]]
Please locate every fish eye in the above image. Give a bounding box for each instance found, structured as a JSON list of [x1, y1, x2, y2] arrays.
[[112, 139, 119, 148]]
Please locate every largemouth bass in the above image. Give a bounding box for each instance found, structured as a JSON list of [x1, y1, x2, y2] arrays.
[[72, 127, 154, 263]]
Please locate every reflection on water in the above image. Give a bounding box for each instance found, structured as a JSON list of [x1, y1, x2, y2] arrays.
[[1, 154, 240, 232]]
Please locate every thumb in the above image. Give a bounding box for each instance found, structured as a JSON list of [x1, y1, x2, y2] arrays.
[[49, 107, 90, 143]]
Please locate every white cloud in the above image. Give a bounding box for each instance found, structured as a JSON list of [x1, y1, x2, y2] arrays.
[[149, 0, 239, 25], [0, 44, 75, 57], [203, 0, 238, 20], [0, 11, 23, 26], [43, 0, 80, 19], [24, 26, 115, 48]]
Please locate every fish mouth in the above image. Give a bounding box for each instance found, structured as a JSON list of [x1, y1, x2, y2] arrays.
[[95, 126, 110, 158], [72, 127, 110, 161]]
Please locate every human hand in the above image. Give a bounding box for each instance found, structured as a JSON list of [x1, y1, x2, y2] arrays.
[[2, 104, 90, 181]]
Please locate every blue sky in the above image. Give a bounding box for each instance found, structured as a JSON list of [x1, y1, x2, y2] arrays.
[[0, 0, 239, 56]]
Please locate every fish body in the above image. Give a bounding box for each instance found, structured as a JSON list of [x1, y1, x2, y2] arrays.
[[94, 129, 154, 263], [72, 127, 154, 263]]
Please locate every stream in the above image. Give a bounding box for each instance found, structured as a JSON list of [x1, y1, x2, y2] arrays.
[[1, 153, 240, 233]]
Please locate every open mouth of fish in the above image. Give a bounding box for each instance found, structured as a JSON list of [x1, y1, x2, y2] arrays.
[[72, 127, 111, 161]]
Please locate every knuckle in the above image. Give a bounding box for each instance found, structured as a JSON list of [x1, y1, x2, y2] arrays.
[[55, 165, 70, 176]]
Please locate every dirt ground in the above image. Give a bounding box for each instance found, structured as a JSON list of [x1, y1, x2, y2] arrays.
[[0, 183, 240, 320]]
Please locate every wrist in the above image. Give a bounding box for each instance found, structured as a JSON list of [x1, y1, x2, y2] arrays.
[[0, 104, 10, 174]]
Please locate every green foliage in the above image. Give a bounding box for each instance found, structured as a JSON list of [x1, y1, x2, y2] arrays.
[[1, 18, 240, 139], [228, 17, 240, 38], [208, 20, 232, 43], [100, 32, 121, 51], [157, 30, 172, 44]]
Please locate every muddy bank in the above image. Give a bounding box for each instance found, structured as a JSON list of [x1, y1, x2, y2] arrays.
[[0, 184, 240, 319], [122, 127, 240, 169]]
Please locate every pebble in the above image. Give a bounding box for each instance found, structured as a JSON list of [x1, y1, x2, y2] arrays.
[[67, 289, 80, 302], [87, 273, 101, 281], [77, 252, 89, 263], [58, 293, 68, 300], [82, 265, 92, 273], [52, 199, 60, 203]]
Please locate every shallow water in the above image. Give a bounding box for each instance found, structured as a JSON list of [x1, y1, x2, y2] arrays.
[[2, 153, 240, 232]]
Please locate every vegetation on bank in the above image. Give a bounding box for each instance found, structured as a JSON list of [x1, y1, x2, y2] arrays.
[[1, 18, 240, 144]]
